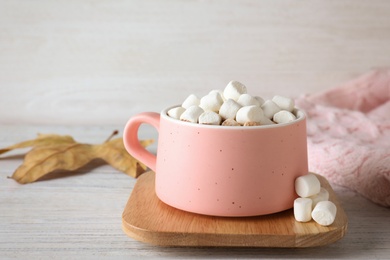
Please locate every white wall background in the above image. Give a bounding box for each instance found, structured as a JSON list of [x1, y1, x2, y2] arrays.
[[1, 0, 390, 126]]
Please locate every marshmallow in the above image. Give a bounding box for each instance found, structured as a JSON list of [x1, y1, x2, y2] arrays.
[[254, 96, 265, 106], [261, 100, 281, 119], [237, 94, 261, 107], [180, 105, 204, 123], [272, 95, 295, 112], [295, 173, 321, 198], [199, 111, 222, 125], [259, 116, 276, 125], [309, 187, 330, 209], [221, 118, 241, 126], [167, 107, 185, 119], [219, 99, 242, 120], [273, 110, 297, 124], [168, 81, 299, 126], [209, 89, 225, 101], [292, 108, 300, 117], [223, 81, 247, 101], [294, 198, 313, 222], [236, 106, 264, 125], [182, 94, 200, 109], [311, 201, 337, 226], [244, 121, 261, 126], [199, 92, 224, 112]]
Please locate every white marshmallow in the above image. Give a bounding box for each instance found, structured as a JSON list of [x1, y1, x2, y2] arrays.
[[199, 92, 224, 112], [209, 89, 225, 101], [167, 107, 185, 119], [272, 95, 295, 112], [261, 100, 281, 119], [309, 187, 330, 209], [237, 94, 261, 107], [294, 198, 313, 222], [259, 116, 276, 125], [179, 105, 204, 123], [219, 99, 242, 120], [182, 94, 200, 109], [199, 111, 222, 125], [273, 110, 297, 124], [223, 81, 247, 101], [311, 201, 337, 226], [236, 106, 264, 125], [292, 108, 300, 117], [254, 96, 265, 106], [295, 173, 321, 198]]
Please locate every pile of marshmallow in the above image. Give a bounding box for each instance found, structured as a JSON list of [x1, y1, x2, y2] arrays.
[[167, 81, 298, 126], [294, 173, 337, 226]]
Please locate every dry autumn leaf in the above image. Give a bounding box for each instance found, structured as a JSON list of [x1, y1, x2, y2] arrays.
[[94, 138, 153, 178], [0, 134, 76, 155], [0, 131, 153, 184]]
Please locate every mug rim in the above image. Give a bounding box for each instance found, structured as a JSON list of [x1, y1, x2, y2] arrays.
[[161, 105, 306, 129]]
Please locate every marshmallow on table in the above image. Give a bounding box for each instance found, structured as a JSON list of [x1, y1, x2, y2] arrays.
[[167, 107, 185, 119], [309, 187, 330, 209], [294, 198, 313, 222], [182, 94, 200, 109], [273, 110, 297, 124], [261, 100, 281, 119], [199, 92, 224, 112], [223, 81, 247, 101], [311, 201, 337, 226], [199, 111, 222, 125], [236, 106, 264, 125], [272, 95, 295, 112], [295, 173, 321, 198], [237, 94, 261, 107], [221, 118, 241, 126], [219, 99, 242, 120], [180, 105, 204, 123]]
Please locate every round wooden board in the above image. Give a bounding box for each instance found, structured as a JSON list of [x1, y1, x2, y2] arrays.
[[122, 171, 347, 247]]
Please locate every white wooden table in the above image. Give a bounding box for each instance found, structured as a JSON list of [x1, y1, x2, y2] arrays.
[[1, 0, 390, 258], [0, 125, 389, 259]]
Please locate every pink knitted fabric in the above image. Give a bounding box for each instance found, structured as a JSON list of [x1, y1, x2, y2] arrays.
[[296, 69, 390, 207]]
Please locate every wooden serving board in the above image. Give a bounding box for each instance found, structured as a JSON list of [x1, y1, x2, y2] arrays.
[[122, 171, 348, 247]]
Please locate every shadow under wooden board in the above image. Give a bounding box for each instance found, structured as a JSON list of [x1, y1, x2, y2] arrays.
[[122, 171, 348, 247]]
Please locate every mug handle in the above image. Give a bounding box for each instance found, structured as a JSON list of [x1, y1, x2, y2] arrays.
[[123, 112, 160, 172]]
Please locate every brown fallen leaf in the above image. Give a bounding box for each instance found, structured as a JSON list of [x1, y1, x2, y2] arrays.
[[94, 138, 153, 178], [0, 131, 153, 184], [0, 134, 76, 155]]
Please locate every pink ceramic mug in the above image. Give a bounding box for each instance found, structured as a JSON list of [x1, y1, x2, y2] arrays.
[[123, 106, 308, 217]]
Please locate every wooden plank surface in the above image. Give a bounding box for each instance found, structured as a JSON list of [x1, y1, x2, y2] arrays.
[[122, 171, 347, 247], [0, 125, 389, 259]]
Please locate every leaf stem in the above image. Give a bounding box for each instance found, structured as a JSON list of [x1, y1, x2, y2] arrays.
[[104, 130, 119, 143]]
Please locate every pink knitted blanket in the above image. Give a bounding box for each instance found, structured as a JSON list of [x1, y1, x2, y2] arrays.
[[296, 69, 390, 207]]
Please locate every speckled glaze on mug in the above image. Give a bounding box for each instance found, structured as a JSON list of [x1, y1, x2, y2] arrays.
[[123, 106, 308, 217]]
